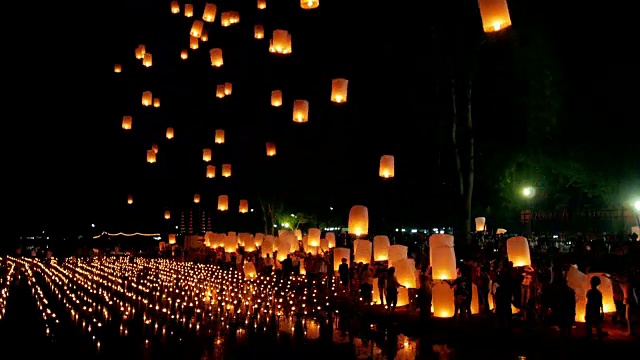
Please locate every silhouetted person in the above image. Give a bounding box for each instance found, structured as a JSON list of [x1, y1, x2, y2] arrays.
[[585, 275, 604, 341]]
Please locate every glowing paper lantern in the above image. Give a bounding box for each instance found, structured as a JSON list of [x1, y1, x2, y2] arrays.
[[257, 0, 266, 9], [170, 1, 179, 14], [223, 234, 236, 252], [193, 194, 200, 203], [432, 282, 455, 318], [254, 24, 264, 39], [496, 228, 507, 235], [300, 0, 319, 9], [243, 262, 257, 278], [353, 240, 372, 264], [396, 287, 410, 307], [269, 30, 292, 54], [151, 144, 159, 154], [216, 85, 225, 98], [373, 235, 390, 261], [478, 0, 512, 33], [146, 150, 156, 163], [325, 232, 336, 248], [143, 53, 152, 67], [180, 50, 188, 60], [127, 194, 133, 204], [266, 142, 276, 156], [388, 245, 408, 267], [471, 283, 480, 314], [348, 205, 369, 237], [203, 148, 212, 162], [379, 155, 395, 178], [201, 31, 208, 42], [190, 20, 204, 37], [262, 235, 275, 253], [190, 36, 199, 49], [567, 265, 588, 322], [153, 98, 160, 107], [135, 44, 145, 59], [142, 91, 152, 106], [220, 11, 239, 26], [210, 48, 223, 67], [587, 272, 616, 313], [215, 129, 225, 144], [184, 4, 193, 17], [307, 228, 321, 247], [203, 3, 217, 22], [394, 258, 417, 288], [239, 199, 249, 213], [333, 247, 351, 272], [206, 165, 215, 178], [330, 78, 348, 103], [475, 217, 486, 232], [431, 246, 457, 280], [218, 195, 228, 211], [292, 100, 309, 122], [275, 236, 293, 261], [168, 234, 176, 244], [222, 164, 231, 177], [122, 116, 132, 130], [224, 83, 232, 95], [114, 64, 122, 73], [506, 236, 531, 267], [164, 210, 171, 220]]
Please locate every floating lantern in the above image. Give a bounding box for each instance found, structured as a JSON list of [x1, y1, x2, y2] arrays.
[[114, 64, 122, 73], [270, 30, 292, 54], [201, 30, 208, 41], [203, 3, 217, 22], [180, 49, 188, 60], [216, 85, 225, 98], [151, 144, 159, 154], [353, 240, 372, 264], [203, 148, 212, 162], [206, 165, 215, 178], [471, 284, 480, 314], [168, 234, 176, 244], [292, 100, 309, 123], [190, 36, 199, 49], [266, 142, 276, 156], [325, 232, 336, 248], [135, 44, 145, 59], [190, 20, 204, 37], [170, 1, 179, 14], [143, 53, 152, 67], [506, 236, 531, 267], [122, 116, 132, 130], [432, 282, 455, 318], [193, 194, 200, 203], [330, 78, 348, 103], [394, 258, 417, 288], [127, 194, 133, 204], [239, 199, 249, 213], [431, 247, 456, 280], [153, 98, 160, 107], [496, 228, 507, 235], [210, 48, 223, 67], [254, 24, 264, 39], [379, 155, 395, 178], [164, 210, 170, 220], [224, 82, 232, 95], [257, 0, 266, 9], [475, 217, 486, 232], [333, 248, 351, 272], [388, 244, 408, 267], [141, 91, 152, 106], [294, 230, 302, 241], [567, 265, 588, 322], [166, 127, 174, 139], [220, 11, 239, 26], [184, 3, 193, 17], [271, 90, 283, 106], [348, 205, 368, 237], [222, 164, 231, 177], [215, 129, 225, 143], [243, 262, 257, 278], [373, 235, 390, 261], [308, 228, 321, 247], [478, 0, 512, 33], [300, 0, 319, 10], [146, 150, 156, 163]]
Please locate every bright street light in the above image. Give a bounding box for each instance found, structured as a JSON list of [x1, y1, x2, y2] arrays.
[[523, 187, 535, 198], [634, 200, 640, 211]]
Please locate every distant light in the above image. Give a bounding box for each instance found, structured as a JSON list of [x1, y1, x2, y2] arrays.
[[523, 187, 535, 197], [634, 200, 640, 211], [395, 228, 399, 232], [250, 209, 254, 212], [401, 229, 406, 232], [410, 229, 417, 233], [329, 207, 334, 210], [91, 224, 95, 228]]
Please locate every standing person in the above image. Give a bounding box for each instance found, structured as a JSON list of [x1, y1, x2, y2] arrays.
[[386, 267, 406, 312], [585, 276, 604, 341], [360, 264, 374, 304], [338, 258, 350, 288], [417, 272, 433, 324], [376, 264, 387, 306]]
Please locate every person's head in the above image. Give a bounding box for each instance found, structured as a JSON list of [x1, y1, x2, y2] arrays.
[[590, 275, 601, 288], [342, 258, 347, 264], [388, 267, 396, 276]]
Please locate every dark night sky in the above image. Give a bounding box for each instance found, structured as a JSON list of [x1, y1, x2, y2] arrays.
[[6, 1, 635, 235]]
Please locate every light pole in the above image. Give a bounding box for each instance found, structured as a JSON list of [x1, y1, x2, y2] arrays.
[[522, 187, 535, 238]]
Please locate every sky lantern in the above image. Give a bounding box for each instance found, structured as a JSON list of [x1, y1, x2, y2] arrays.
[[388, 244, 408, 267], [135, 44, 145, 59], [206, 165, 216, 178], [224, 82, 232, 95], [201, 30, 208, 41], [215, 129, 225, 144], [432, 283, 455, 318], [190, 36, 199, 49], [292, 100, 309, 123], [184, 4, 193, 17], [153, 98, 160, 107], [269, 30, 292, 54], [220, 11, 239, 26], [122, 116, 132, 130], [168, 234, 176, 244], [254, 24, 264, 39], [506, 236, 531, 267], [239, 199, 249, 213], [478, 0, 512, 33], [308, 228, 321, 247], [194, 194, 200, 203], [394, 258, 417, 288], [373, 235, 390, 261], [146, 149, 156, 163], [203, 148, 212, 162], [143, 53, 152, 67], [266, 142, 276, 156], [348, 205, 369, 237], [257, 0, 266, 9], [300, 0, 319, 10], [203, 3, 217, 22], [218, 195, 229, 211], [475, 217, 486, 232], [429, 234, 457, 280], [333, 248, 350, 272], [222, 164, 231, 177], [353, 239, 372, 264], [210, 48, 223, 67], [496, 228, 507, 235], [151, 144, 159, 154], [271, 90, 282, 106], [170, 1, 179, 14], [330, 78, 348, 103], [114, 64, 122, 73], [127, 194, 133, 204], [190, 20, 204, 38], [216, 85, 225, 98], [166, 127, 174, 139], [142, 91, 152, 106], [180, 49, 188, 60], [164, 210, 171, 219], [379, 155, 395, 178]]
